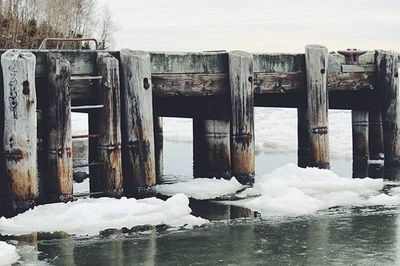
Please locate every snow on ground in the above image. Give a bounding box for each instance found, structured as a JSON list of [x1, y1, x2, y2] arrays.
[[0, 194, 207, 236], [0, 241, 19, 266], [156, 177, 244, 200], [233, 163, 398, 216], [161, 109, 352, 160]]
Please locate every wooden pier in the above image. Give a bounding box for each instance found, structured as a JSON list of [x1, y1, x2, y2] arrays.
[[0, 45, 397, 217]]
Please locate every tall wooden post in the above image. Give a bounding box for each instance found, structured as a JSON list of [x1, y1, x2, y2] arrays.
[[298, 45, 330, 169], [369, 110, 384, 160], [46, 52, 73, 202], [375, 50, 400, 171], [120, 49, 156, 197], [352, 110, 369, 178], [94, 52, 123, 197], [1, 50, 37, 214], [193, 118, 231, 179], [228, 51, 255, 184], [154, 116, 163, 183]]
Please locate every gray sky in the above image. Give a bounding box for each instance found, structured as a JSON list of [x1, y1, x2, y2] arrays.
[[96, 0, 399, 52]]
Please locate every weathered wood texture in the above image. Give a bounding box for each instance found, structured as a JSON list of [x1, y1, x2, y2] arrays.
[[120, 49, 156, 195], [352, 110, 369, 178], [229, 51, 255, 184], [375, 50, 400, 167], [154, 116, 163, 182], [1, 50, 38, 213], [46, 53, 73, 202], [193, 119, 231, 179], [92, 52, 123, 197], [298, 45, 330, 169], [369, 110, 384, 160]]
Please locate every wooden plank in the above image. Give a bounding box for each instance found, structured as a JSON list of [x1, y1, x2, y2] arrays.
[[229, 51, 255, 184], [152, 73, 228, 97], [341, 64, 375, 73], [2, 50, 38, 214], [93, 52, 123, 197], [193, 119, 231, 179], [46, 52, 73, 203], [70, 78, 100, 106], [150, 51, 228, 74], [253, 53, 305, 73], [375, 50, 400, 167], [352, 110, 369, 178], [368, 110, 384, 160], [120, 49, 156, 196], [298, 45, 330, 169]]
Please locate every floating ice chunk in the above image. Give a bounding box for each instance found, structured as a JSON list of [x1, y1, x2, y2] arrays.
[[367, 194, 400, 206], [0, 241, 19, 266], [241, 163, 389, 216], [156, 177, 244, 200], [0, 194, 207, 236]]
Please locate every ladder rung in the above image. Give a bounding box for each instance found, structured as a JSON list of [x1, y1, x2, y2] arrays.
[[71, 105, 104, 110], [73, 162, 102, 168], [71, 75, 103, 81], [72, 134, 101, 139]]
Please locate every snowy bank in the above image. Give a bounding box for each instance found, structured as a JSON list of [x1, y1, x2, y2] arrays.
[[239, 163, 395, 216], [156, 177, 244, 200], [0, 194, 207, 236], [0, 241, 19, 266]]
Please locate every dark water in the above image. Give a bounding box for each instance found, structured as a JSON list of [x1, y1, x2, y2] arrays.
[[5, 141, 398, 265], [12, 206, 400, 265]]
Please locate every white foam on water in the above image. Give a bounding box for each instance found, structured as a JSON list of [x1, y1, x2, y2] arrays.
[[156, 177, 244, 200], [0, 241, 19, 266], [71, 113, 88, 135], [0, 194, 207, 236], [234, 163, 393, 216], [162, 109, 352, 160]]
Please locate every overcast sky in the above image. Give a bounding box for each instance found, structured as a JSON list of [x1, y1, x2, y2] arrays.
[[96, 0, 399, 53]]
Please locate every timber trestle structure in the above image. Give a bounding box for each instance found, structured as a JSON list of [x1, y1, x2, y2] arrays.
[[0, 45, 398, 216]]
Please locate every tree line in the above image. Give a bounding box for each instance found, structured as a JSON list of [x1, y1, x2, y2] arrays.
[[0, 0, 115, 49]]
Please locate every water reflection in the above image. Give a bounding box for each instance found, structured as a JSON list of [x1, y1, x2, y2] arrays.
[[4, 205, 399, 265]]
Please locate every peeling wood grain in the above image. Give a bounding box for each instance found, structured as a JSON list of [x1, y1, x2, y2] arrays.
[[46, 52, 73, 203], [229, 51, 255, 184], [93, 52, 123, 197], [375, 50, 400, 167], [298, 45, 330, 169], [120, 49, 156, 196], [2, 49, 38, 213]]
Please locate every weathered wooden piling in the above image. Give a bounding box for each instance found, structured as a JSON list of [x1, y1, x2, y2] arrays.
[[375, 50, 400, 169], [46, 52, 73, 202], [93, 52, 123, 197], [298, 45, 330, 169], [154, 116, 163, 182], [228, 51, 255, 184], [120, 49, 156, 196], [368, 110, 384, 160], [352, 110, 369, 178], [1, 50, 38, 213], [193, 119, 231, 179]]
